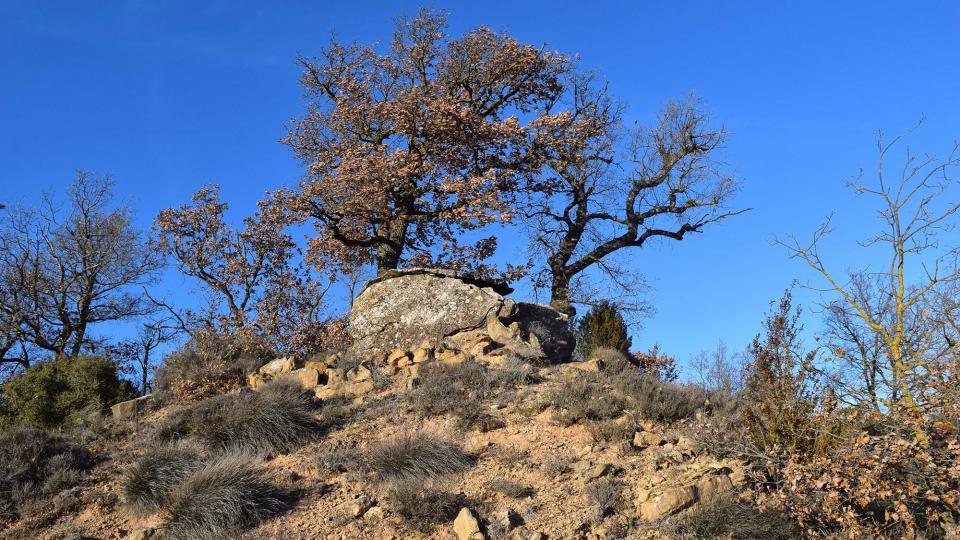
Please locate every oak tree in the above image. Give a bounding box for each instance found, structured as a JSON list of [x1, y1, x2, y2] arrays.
[[280, 9, 570, 275], [526, 74, 744, 316], [154, 185, 337, 354]]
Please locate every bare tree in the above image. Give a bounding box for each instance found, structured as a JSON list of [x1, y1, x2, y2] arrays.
[[692, 341, 746, 398], [525, 76, 746, 316], [111, 317, 179, 394], [779, 123, 960, 416], [0, 172, 161, 371]]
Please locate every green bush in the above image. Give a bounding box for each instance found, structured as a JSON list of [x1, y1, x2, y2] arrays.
[[575, 301, 632, 359], [0, 355, 134, 429]]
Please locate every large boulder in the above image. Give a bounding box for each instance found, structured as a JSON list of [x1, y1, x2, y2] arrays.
[[349, 268, 574, 364]]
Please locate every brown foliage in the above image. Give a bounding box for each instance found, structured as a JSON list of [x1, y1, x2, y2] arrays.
[[153, 328, 271, 402], [280, 8, 570, 275], [154, 186, 341, 357], [770, 414, 960, 538]]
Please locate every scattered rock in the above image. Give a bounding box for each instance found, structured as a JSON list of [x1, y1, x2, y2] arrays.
[[247, 372, 268, 390], [110, 395, 152, 418], [412, 347, 433, 363], [695, 473, 734, 502], [349, 497, 375, 518], [493, 508, 523, 530], [632, 431, 667, 449], [581, 463, 613, 483], [347, 363, 373, 382], [386, 349, 411, 366], [285, 367, 320, 388], [453, 507, 486, 540], [259, 357, 296, 377], [636, 485, 697, 520]]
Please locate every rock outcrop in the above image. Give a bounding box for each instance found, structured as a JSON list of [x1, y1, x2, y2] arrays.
[[350, 268, 574, 364]]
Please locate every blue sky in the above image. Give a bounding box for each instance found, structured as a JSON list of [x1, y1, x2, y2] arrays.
[[2, 1, 959, 371]]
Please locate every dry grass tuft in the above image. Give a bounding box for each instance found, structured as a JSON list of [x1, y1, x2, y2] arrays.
[[157, 378, 323, 454], [365, 430, 472, 484], [162, 454, 290, 540]]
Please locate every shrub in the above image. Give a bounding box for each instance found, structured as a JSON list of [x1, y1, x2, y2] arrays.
[[487, 479, 535, 499], [407, 359, 530, 431], [575, 301, 632, 359], [614, 369, 709, 423], [769, 415, 960, 539], [669, 497, 798, 540], [586, 419, 635, 443], [585, 478, 626, 523], [550, 374, 626, 425], [0, 426, 93, 518], [542, 453, 574, 476], [122, 444, 206, 516], [365, 431, 472, 484], [163, 454, 290, 540], [154, 329, 272, 402], [314, 442, 360, 475], [0, 355, 134, 429], [740, 291, 827, 457], [385, 478, 464, 533], [158, 379, 322, 454]]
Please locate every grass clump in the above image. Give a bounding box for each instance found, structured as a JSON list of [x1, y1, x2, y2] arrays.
[[365, 430, 472, 484], [122, 444, 205, 516], [668, 497, 798, 540], [407, 359, 533, 431], [163, 454, 290, 540], [385, 478, 465, 533], [158, 378, 322, 454], [365, 430, 473, 533], [488, 479, 535, 499], [550, 373, 626, 425], [0, 426, 93, 518]]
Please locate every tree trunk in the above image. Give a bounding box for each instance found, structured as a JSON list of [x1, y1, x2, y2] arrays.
[[550, 274, 576, 317], [375, 243, 402, 274]]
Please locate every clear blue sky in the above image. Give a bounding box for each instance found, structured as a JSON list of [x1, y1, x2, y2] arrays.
[[2, 1, 959, 370]]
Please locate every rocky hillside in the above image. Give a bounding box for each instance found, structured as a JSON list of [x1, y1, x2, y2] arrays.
[[3, 271, 786, 540]]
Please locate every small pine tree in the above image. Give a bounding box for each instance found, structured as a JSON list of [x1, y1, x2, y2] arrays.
[[575, 301, 632, 359]]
